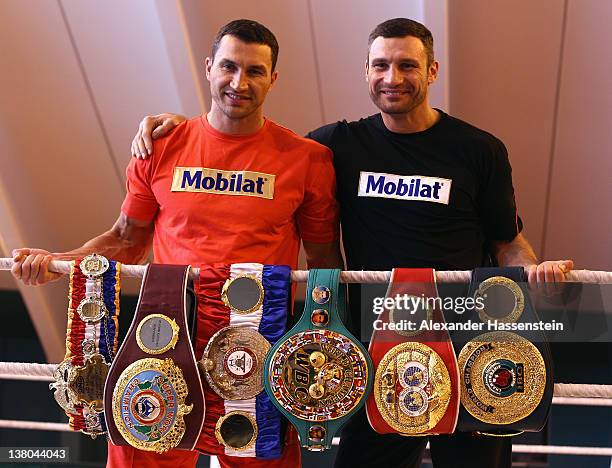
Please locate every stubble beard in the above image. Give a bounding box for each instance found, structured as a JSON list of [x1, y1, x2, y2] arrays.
[[369, 73, 429, 116], [212, 91, 256, 121], [370, 86, 427, 116]]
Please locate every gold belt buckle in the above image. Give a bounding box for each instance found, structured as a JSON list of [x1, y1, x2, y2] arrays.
[[374, 342, 452, 434], [112, 357, 193, 453], [458, 331, 546, 425], [200, 326, 270, 400]]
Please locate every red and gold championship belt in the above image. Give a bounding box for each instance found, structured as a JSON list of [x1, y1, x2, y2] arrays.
[[104, 264, 205, 453], [50, 254, 121, 438], [366, 268, 460, 435], [194, 263, 290, 459]]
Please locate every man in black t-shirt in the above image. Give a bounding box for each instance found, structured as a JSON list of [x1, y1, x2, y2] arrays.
[[130, 17, 572, 468]]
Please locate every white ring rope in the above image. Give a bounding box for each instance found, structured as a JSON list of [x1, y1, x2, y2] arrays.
[[0, 258, 610, 284], [1, 418, 611, 458], [0, 420, 71, 432], [2, 364, 612, 457], [1, 362, 611, 401], [2, 259, 611, 457]]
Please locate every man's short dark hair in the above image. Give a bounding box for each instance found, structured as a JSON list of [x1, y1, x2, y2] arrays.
[[368, 18, 434, 65], [211, 19, 279, 71]]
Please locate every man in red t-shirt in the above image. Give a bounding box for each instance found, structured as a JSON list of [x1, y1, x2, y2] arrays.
[[12, 19, 342, 468]]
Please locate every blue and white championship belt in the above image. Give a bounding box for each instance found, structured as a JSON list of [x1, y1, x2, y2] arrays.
[[196, 263, 290, 458]]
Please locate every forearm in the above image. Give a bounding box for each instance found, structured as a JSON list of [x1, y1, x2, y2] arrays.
[[493, 233, 538, 267], [304, 240, 345, 269], [55, 218, 153, 264]]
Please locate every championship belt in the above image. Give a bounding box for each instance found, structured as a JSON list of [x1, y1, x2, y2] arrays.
[[366, 268, 459, 435], [104, 264, 205, 452], [49, 254, 121, 439], [453, 267, 554, 434], [264, 269, 373, 451], [194, 263, 290, 459]]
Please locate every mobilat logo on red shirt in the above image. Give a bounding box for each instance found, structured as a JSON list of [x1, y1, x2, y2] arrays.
[[358, 171, 451, 204], [171, 167, 275, 199]]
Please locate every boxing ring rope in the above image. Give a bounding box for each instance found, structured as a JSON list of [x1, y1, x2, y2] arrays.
[[0, 360, 610, 401], [0, 258, 611, 284], [1, 259, 612, 458]]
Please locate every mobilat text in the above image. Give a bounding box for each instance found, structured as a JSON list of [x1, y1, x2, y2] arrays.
[[171, 167, 275, 199], [372, 294, 485, 315], [358, 172, 452, 204]]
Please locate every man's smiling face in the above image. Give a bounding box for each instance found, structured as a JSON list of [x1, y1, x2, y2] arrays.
[[366, 35, 438, 116], [206, 34, 278, 121]]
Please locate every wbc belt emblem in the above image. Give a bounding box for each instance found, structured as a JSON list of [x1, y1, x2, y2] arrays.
[[267, 329, 369, 422]]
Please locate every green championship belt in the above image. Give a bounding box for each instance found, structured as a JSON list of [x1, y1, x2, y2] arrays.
[[453, 267, 554, 435], [264, 269, 373, 450]]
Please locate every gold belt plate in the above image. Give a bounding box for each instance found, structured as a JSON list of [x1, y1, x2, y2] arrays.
[[374, 342, 452, 434], [112, 357, 193, 453], [50, 354, 109, 414], [200, 326, 270, 400], [457, 331, 546, 425]]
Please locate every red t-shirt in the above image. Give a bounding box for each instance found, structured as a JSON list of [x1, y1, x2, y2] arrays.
[[121, 115, 339, 268]]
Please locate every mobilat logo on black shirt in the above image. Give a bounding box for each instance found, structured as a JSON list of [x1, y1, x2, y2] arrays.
[[358, 171, 452, 205], [171, 167, 275, 199]]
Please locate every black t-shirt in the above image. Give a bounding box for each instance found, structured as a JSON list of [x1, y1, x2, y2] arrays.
[[306, 110, 523, 272]]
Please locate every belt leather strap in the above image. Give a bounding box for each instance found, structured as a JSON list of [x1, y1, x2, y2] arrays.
[[366, 268, 459, 435], [194, 263, 290, 459], [104, 264, 205, 452], [453, 267, 554, 434], [265, 269, 373, 451]]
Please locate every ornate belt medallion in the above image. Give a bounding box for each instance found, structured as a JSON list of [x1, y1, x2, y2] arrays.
[[475, 276, 525, 323], [373, 342, 452, 434], [457, 331, 546, 425], [268, 329, 369, 421], [215, 411, 258, 451], [112, 358, 193, 453], [221, 274, 264, 314], [200, 326, 270, 400], [136, 314, 180, 355]]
